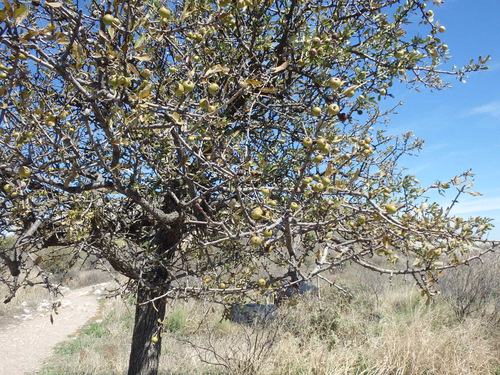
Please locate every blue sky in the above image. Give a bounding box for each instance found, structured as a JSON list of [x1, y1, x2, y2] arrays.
[[381, 0, 500, 240]]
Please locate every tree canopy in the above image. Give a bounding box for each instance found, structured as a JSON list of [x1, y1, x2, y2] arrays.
[[0, 0, 497, 373]]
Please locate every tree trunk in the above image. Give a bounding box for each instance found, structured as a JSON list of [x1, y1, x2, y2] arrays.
[[128, 283, 166, 375]]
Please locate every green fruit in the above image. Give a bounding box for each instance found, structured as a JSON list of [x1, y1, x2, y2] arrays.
[[384, 204, 398, 215], [321, 176, 331, 185], [199, 98, 209, 109], [302, 136, 313, 148], [263, 229, 273, 238], [344, 88, 355, 98], [260, 187, 271, 196], [290, 202, 300, 211], [438, 25, 445, 33], [141, 69, 152, 78], [182, 80, 195, 92], [312, 154, 324, 164], [327, 103, 340, 115], [151, 336, 159, 343], [158, 6, 172, 19], [3, 183, 13, 192], [251, 235, 263, 247], [379, 88, 387, 96], [312, 183, 325, 192], [18, 166, 31, 179], [174, 83, 184, 96], [186, 135, 195, 143], [394, 49, 405, 58], [311, 106, 322, 117], [328, 77, 342, 89], [102, 14, 115, 26], [302, 176, 313, 184], [258, 278, 267, 287], [316, 137, 327, 148], [251, 207, 264, 220], [0, 72, 8, 80], [208, 82, 220, 95]]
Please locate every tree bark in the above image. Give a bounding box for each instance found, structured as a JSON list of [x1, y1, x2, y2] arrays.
[[127, 283, 166, 375]]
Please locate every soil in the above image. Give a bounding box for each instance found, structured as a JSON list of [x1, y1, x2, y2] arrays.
[[0, 283, 108, 375]]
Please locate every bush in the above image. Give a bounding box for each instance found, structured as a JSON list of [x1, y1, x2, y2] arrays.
[[438, 252, 500, 324]]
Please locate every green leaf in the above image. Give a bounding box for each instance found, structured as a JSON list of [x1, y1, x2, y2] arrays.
[[13, 4, 28, 26]]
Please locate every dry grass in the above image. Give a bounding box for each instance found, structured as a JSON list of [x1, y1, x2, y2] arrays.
[[30, 263, 500, 375]]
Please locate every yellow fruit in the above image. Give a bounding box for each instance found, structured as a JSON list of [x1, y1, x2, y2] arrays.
[[251, 207, 264, 220], [251, 235, 263, 247], [311, 106, 322, 117], [182, 80, 195, 92], [328, 77, 343, 89], [312, 154, 324, 164], [219, 282, 226, 289], [258, 278, 267, 287], [102, 14, 115, 26], [174, 83, 184, 96], [290, 202, 300, 210], [384, 204, 397, 215], [208, 82, 220, 95], [260, 187, 271, 196], [327, 103, 340, 115], [199, 98, 209, 110], [263, 230, 273, 238], [151, 336, 159, 343], [158, 6, 171, 19], [312, 183, 324, 192], [18, 166, 31, 179], [302, 136, 313, 148], [3, 183, 13, 192]]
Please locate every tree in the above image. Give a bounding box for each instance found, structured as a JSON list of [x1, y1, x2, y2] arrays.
[[0, 0, 497, 373]]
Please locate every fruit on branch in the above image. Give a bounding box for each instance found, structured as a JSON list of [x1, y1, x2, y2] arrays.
[[3, 183, 13, 192], [312, 154, 324, 164], [182, 80, 195, 92], [258, 278, 267, 287], [102, 14, 115, 26], [327, 103, 340, 115], [290, 202, 300, 211], [151, 336, 159, 343], [302, 176, 313, 184], [174, 83, 185, 96], [379, 88, 387, 95], [261, 187, 271, 196], [312, 183, 325, 192], [199, 98, 209, 109], [263, 229, 273, 238], [18, 166, 31, 179], [438, 25, 446, 33], [394, 49, 406, 58], [208, 82, 220, 95], [311, 106, 322, 117], [251, 235, 263, 247], [384, 204, 398, 215], [251, 207, 264, 220], [302, 136, 313, 148], [316, 137, 327, 149], [328, 77, 343, 89], [158, 6, 172, 19], [344, 87, 356, 98]]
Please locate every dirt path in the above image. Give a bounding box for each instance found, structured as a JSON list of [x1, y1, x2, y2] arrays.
[[0, 283, 107, 375]]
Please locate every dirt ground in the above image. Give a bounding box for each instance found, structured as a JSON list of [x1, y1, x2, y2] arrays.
[[0, 284, 107, 375]]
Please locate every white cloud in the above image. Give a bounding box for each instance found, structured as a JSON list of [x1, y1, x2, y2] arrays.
[[449, 197, 500, 216], [468, 101, 500, 119]]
